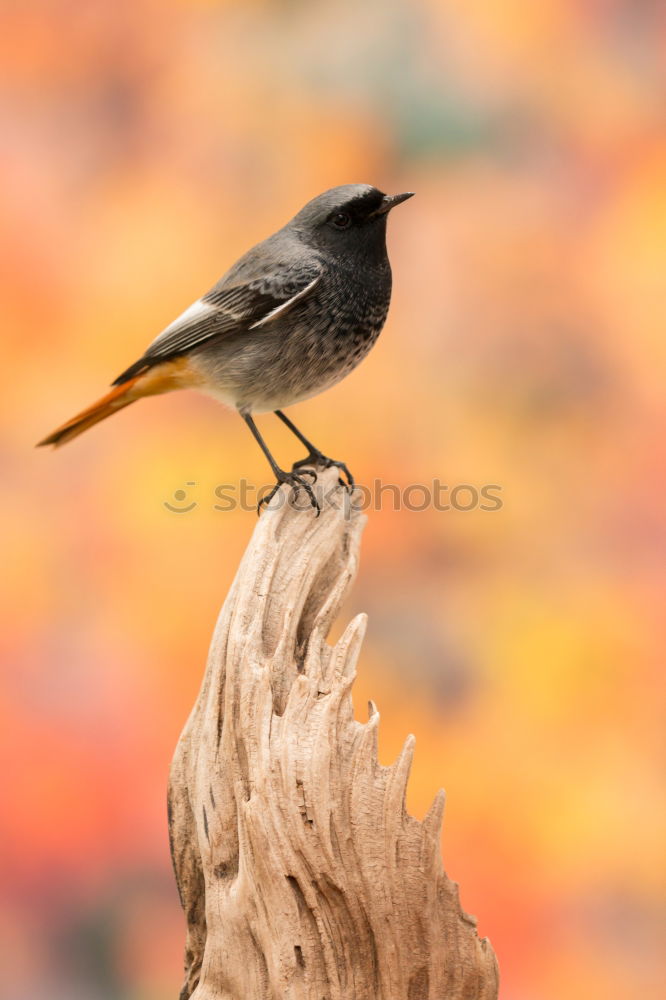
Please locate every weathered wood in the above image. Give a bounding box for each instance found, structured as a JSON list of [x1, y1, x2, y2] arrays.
[[168, 469, 498, 1000]]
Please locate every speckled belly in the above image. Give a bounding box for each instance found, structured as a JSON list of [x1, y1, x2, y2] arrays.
[[190, 297, 389, 413]]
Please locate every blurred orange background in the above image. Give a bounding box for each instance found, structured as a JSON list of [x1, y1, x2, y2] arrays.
[[2, 1, 665, 997]]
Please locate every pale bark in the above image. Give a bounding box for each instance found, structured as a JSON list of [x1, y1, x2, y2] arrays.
[[168, 470, 499, 1000]]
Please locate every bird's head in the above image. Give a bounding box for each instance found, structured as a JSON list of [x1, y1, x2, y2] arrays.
[[288, 184, 413, 259]]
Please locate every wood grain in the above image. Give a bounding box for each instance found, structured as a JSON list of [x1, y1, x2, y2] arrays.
[[168, 469, 499, 999]]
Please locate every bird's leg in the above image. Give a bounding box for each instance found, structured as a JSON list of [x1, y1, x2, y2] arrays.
[[273, 410, 354, 489], [242, 414, 319, 516]]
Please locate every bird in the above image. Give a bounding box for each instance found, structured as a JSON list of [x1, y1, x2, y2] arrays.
[[38, 183, 413, 513]]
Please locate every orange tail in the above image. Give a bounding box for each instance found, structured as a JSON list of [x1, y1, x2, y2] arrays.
[[37, 375, 144, 447], [37, 357, 204, 448]]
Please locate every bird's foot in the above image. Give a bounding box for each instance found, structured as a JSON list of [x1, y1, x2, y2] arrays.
[[257, 468, 320, 516], [292, 451, 354, 490]]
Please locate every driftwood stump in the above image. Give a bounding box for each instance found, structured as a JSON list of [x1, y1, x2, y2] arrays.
[[168, 469, 499, 1000]]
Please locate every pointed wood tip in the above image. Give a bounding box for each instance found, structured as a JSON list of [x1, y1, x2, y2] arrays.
[[423, 788, 446, 839]]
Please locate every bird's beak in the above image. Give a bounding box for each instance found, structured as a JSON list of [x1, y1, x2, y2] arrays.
[[374, 191, 415, 216]]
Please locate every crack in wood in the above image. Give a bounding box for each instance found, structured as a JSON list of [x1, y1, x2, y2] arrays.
[[168, 470, 499, 999]]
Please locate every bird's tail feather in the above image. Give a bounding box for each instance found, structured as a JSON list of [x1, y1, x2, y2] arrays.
[[37, 375, 144, 447], [37, 356, 205, 448]]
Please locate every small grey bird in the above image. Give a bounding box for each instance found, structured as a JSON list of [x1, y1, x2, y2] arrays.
[[38, 184, 413, 511]]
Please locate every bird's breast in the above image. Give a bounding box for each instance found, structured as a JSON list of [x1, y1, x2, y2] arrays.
[[314, 262, 391, 329], [192, 260, 392, 413]]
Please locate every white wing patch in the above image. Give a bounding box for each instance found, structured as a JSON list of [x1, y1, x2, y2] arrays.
[[149, 299, 215, 348], [249, 274, 321, 330]]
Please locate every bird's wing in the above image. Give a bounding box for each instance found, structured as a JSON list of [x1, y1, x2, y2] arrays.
[[112, 265, 322, 385]]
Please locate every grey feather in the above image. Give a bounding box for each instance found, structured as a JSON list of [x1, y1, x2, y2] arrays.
[[112, 259, 322, 385]]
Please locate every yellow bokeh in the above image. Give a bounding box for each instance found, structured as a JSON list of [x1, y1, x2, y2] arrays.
[[1, 1, 664, 998]]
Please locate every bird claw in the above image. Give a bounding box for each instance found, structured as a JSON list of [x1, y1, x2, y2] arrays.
[[292, 452, 354, 491], [296, 467, 318, 483], [257, 470, 321, 516]]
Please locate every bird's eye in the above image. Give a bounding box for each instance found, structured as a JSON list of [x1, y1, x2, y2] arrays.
[[330, 211, 352, 230]]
